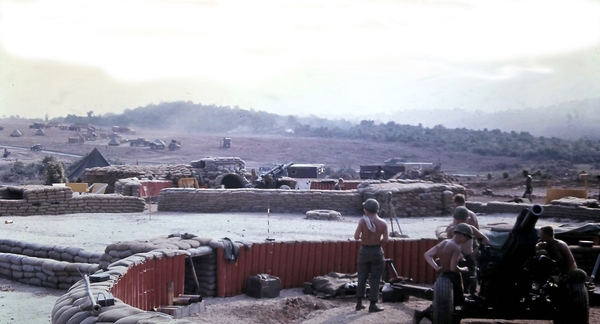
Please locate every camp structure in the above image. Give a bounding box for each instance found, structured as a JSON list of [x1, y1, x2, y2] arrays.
[[67, 148, 110, 182], [35, 128, 46, 136], [10, 129, 22, 137], [108, 138, 120, 146]]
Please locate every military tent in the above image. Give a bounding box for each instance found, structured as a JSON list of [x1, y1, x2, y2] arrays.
[[108, 138, 120, 146], [10, 129, 22, 137], [35, 128, 46, 136], [67, 148, 110, 181]]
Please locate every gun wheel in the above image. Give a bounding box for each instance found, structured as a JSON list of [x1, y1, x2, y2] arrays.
[[554, 282, 589, 324], [432, 276, 454, 324]]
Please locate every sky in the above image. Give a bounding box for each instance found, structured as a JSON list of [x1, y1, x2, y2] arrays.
[[0, 0, 599, 120]]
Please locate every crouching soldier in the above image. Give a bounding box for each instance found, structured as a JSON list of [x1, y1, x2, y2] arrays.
[[413, 223, 473, 323]]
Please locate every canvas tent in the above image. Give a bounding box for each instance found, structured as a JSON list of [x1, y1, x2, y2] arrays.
[[35, 128, 46, 136], [108, 138, 120, 146], [67, 148, 110, 182], [10, 129, 22, 137]]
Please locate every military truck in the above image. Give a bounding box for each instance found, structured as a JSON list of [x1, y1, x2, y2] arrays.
[[149, 139, 167, 150], [168, 140, 181, 151], [129, 138, 151, 147]]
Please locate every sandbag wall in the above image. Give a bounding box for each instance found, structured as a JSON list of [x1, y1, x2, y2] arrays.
[[114, 178, 142, 197], [82, 164, 192, 194], [0, 239, 101, 289], [0, 185, 145, 216], [467, 200, 600, 221], [570, 246, 600, 276], [184, 253, 218, 297], [99, 235, 219, 298], [158, 188, 364, 215], [359, 180, 467, 217], [214, 238, 438, 297], [52, 249, 193, 324]]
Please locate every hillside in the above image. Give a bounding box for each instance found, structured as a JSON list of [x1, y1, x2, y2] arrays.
[[44, 101, 600, 167], [0, 118, 522, 174]]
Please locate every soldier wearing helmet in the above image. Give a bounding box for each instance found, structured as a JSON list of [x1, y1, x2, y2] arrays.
[[353, 198, 388, 313], [413, 223, 475, 324], [446, 206, 489, 295]]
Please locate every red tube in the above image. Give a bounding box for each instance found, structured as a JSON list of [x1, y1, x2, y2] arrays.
[[216, 249, 226, 297], [258, 243, 267, 275], [409, 240, 419, 280], [266, 242, 275, 275], [284, 242, 295, 289], [321, 241, 330, 276], [327, 241, 336, 275], [299, 241, 309, 284], [334, 241, 342, 273], [291, 242, 302, 287]]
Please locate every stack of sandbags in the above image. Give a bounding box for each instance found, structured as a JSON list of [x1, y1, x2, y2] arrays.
[[99, 234, 214, 269], [0, 239, 102, 263], [569, 245, 600, 276], [157, 188, 363, 214], [20, 186, 72, 203], [0, 254, 99, 289], [114, 177, 142, 196], [190, 157, 246, 171], [82, 164, 193, 193], [63, 195, 145, 213], [52, 250, 193, 324], [184, 253, 217, 297]]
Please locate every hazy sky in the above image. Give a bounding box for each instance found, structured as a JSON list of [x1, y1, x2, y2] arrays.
[[1, 0, 599, 120]]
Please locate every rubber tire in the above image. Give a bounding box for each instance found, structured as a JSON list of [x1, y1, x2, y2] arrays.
[[432, 276, 454, 324], [554, 282, 589, 324]]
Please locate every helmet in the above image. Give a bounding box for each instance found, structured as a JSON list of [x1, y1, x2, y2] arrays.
[[453, 206, 469, 220], [362, 198, 379, 213], [453, 223, 473, 239]]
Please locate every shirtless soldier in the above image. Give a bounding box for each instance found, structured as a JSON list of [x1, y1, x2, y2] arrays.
[[413, 223, 473, 323], [446, 206, 489, 295], [354, 198, 389, 312], [536, 226, 577, 274]]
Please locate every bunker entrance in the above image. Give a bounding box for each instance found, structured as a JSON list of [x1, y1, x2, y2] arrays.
[[220, 174, 245, 189]]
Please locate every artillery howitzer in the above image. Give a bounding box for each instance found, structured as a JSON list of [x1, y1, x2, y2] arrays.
[[392, 204, 590, 324], [253, 162, 294, 189]]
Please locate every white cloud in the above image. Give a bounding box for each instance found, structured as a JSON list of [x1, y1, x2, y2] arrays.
[[0, 0, 599, 118]]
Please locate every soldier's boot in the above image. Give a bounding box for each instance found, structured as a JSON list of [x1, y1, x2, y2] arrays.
[[368, 301, 384, 313], [355, 298, 365, 311]]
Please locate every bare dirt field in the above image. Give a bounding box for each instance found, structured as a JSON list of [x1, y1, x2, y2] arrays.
[[0, 118, 598, 323]]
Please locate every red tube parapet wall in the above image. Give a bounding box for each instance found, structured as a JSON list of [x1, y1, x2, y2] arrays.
[[111, 254, 186, 310], [215, 238, 438, 297]]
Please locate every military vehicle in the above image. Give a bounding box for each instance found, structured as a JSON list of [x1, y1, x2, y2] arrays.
[[30, 144, 42, 151], [129, 138, 151, 147], [168, 140, 181, 151]]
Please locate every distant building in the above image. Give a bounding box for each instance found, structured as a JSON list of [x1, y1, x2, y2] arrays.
[[287, 164, 325, 179]]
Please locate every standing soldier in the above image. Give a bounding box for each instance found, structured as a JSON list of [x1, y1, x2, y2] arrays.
[[354, 198, 388, 313], [523, 170, 533, 202]]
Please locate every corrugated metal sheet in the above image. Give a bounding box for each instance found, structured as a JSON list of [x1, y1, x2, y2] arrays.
[[215, 239, 438, 297], [111, 254, 186, 310], [309, 181, 360, 190]]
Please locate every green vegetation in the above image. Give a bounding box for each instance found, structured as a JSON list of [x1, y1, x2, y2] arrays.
[[56, 101, 600, 165]]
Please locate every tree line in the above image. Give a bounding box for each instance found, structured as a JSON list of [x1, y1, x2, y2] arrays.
[[60, 101, 600, 165]]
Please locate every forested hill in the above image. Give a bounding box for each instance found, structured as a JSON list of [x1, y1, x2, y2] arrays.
[[64, 101, 600, 165]]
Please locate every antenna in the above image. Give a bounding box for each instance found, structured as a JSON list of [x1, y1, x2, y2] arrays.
[[266, 202, 274, 241]]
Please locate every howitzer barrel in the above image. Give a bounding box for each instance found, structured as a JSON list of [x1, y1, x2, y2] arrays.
[[259, 162, 293, 178], [501, 204, 544, 263], [520, 204, 544, 231]]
